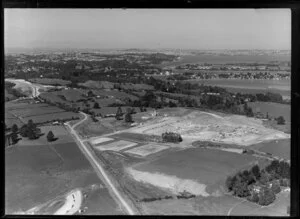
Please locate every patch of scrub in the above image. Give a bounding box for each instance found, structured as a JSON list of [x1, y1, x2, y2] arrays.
[[127, 167, 209, 197]]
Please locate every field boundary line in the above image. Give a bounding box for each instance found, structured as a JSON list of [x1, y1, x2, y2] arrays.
[[47, 143, 65, 163]]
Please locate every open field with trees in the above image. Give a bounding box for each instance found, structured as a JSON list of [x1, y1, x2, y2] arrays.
[[5, 101, 80, 128], [5, 133, 121, 215], [247, 102, 290, 123], [248, 139, 290, 160], [131, 147, 267, 195]]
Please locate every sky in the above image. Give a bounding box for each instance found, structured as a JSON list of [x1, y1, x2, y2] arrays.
[[5, 9, 291, 50]]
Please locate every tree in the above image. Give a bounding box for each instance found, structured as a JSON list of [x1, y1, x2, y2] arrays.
[[162, 132, 182, 143], [47, 131, 55, 142], [20, 124, 29, 137], [93, 102, 100, 109], [132, 107, 137, 114], [27, 129, 38, 140], [27, 119, 36, 130], [168, 101, 177, 107], [11, 132, 19, 144], [270, 180, 281, 194], [125, 112, 133, 123], [11, 124, 18, 133], [232, 176, 251, 197], [251, 165, 261, 180], [259, 170, 272, 185], [225, 176, 235, 192], [87, 90, 94, 97], [258, 187, 276, 206], [277, 116, 285, 125], [115, 106, 123, 120], [248, 192, 259, 203]]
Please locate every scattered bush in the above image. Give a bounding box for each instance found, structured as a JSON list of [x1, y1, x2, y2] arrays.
[[93, 102, 100, 109], [277, 116, 285, 125], [125, 112, 133, 123]]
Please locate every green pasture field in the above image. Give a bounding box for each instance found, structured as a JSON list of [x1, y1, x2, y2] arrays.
[[5, 117, 24, 128], [40, 92, 70, 104], [82, 189, 124, 215], [5, 101, 79, 127], [224, 86, 291, 97], [5, 102, 50, 110], [78, 80, 115, 89], [262, 119, 290, 134], [9, 106, 66, 118], [53, 89, 85, 102], [5, 141, 120, 214], [91, 106, 142, 116], [247, 102, 290, 122], [94, 98, 121, 106], [16, 125, 74, 146], [22, 111, 79, 124], [134, 148, 267, 193], [28, 78, 71, 86], [74, 117, 114, 138], [142, 189, 288, 216], [248, 139, 290, 160], [119, 83, 154, 91], [141, 194, 242, 215], [5, 89, 17, 101]]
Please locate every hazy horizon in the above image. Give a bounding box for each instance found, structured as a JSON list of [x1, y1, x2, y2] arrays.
[[5, 9, 291, 51]]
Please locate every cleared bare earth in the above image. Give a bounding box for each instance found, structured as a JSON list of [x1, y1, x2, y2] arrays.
[[128, 108, 290, 146], [128, 148, 266, 197], [87, 107, 289, 215], [125, 144, 169, 157], [94, 140, 138, 152]]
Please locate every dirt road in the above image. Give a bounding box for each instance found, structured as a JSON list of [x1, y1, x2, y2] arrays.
[[65, 112, 136, 215]]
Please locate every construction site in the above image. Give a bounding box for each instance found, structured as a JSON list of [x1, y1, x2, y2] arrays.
[[85, 107, 290, 215]]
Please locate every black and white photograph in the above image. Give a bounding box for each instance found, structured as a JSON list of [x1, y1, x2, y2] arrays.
[[4, 8, 292, 216]]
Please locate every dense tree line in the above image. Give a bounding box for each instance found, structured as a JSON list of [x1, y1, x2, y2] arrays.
[[226, 160, 290, 206], [20, 119, 42, 140]]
